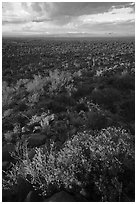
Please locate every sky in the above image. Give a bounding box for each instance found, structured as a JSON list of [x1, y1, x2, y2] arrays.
[[2, 2, 135, 37]]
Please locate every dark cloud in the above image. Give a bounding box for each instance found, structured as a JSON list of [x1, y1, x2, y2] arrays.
[[32, 17, 52, 23], [2, 19, 28, 25], [52, 15, 74, 26], [22, 2, 130, 20], [31, 2, 42, 13], [28, 2, 131, 25], [45, 2, 129, 17]]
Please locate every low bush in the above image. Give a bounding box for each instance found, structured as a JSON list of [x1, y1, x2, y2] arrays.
[[119, 98, 135, 122], [91, 87, 121, 112], [75, 103, 89, 113], [86, 110, 108, 130], [3, 127, 134, 201], [73, 83, 94, 98], [53, 94, 76, 107], [114, 74, 135, 91], [48, 69, 76, 96]]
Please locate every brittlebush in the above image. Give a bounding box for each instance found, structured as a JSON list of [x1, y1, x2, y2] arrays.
[[3, 127, 134, 201]]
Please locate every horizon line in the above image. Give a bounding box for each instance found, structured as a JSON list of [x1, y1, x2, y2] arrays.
[[2, 34, 135, 38]]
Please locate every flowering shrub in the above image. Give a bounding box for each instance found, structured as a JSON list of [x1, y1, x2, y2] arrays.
[[3, 109, 13, 119], [28, 112, 55, 130], [15, 70, 77, 106], [48, 69, 76, 95], [14, 79, 29, 91], [25, 75, 47, 94], [3, 69, 77, 113], [3, 127, 134, 201], [2, 81, 15, 108], [27, 92, 40, 106], [4, 131, 13, 142]]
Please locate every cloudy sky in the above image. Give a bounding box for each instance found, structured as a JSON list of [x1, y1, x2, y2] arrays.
[[2, 2, 135, 37]]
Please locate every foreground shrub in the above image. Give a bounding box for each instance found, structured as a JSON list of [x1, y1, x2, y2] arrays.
[[3, 127, 134, 201]]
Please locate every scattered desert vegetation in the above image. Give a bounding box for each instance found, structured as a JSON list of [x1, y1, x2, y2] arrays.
[[2, 37, 135, 201]]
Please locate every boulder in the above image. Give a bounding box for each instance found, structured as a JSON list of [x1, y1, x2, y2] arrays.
[[24, 190, 43, 202], [2, 189, 16, 202], [27, 133, 47, 147], [2, 177, 32, 202], [2, 143, 15, 162], [16, 177, 33, 202], [2, 161, 10, 171], [44, 191, 77, 202]]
